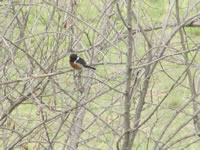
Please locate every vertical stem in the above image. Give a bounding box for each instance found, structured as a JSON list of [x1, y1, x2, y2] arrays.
[[128, 4, 153, 150], [2, 128, 7, 150], [122, 0, 133, 150]]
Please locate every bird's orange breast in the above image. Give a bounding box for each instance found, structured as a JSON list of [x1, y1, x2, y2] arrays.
[[70, 62, 82, 70]]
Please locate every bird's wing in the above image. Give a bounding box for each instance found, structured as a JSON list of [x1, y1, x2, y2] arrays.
[[76, 57, 86, 66]]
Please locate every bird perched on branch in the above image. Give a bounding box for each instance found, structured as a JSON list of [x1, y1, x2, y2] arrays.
[[69, 54, 96, 70]]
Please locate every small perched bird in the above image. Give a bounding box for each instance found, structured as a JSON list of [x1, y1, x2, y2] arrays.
[[69, 54, 96, 70]]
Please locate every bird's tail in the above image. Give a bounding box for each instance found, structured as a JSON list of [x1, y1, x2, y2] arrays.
[[84, 64, 96, 70]]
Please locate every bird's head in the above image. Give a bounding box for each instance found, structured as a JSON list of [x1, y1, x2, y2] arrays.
[[70, 54, 78, 62]]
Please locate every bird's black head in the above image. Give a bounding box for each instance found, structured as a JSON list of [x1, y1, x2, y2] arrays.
[[70, 54, 77, 62]]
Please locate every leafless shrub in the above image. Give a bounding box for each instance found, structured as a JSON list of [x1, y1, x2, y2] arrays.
[[0, 0, 200, 150]]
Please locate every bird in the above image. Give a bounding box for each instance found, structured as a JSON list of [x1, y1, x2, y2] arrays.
[[69, 54, 96, 70]]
